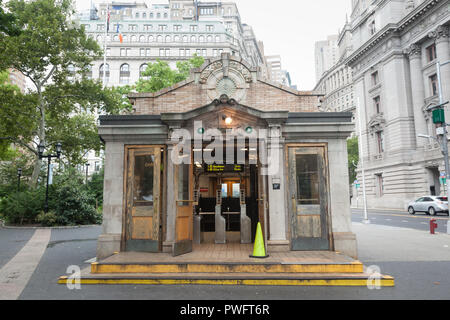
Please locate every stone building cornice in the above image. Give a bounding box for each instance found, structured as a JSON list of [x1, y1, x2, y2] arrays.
[[347, 0, 444, 67]]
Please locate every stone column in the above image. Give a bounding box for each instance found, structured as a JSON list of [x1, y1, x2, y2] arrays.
[[266, 124, 289, 252], [97, 141, 124, 260], [406, 44, 428, 146]]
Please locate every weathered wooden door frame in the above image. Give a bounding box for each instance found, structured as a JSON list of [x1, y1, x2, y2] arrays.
[[173, 161, 195, 256], [285, 143, 333, 251], [122, 145, 165, 253]]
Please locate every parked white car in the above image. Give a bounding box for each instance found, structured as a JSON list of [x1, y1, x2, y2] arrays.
[[408, 196, 449, 216]]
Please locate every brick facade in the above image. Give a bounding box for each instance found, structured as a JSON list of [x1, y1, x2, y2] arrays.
[[129, 56, 322, 115]]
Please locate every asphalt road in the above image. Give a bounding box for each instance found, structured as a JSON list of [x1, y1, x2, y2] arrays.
[[352, 208, 449, 233], [0, 213, 448, 301]]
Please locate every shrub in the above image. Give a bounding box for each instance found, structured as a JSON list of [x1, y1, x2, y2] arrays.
[[48, 167, 101, 226], [37, 211, 58, 227], [0, 189, 44, 224]]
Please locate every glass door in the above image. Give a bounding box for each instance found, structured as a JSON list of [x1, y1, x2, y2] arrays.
[[125, 146, 162, 252], [287, 145, 330, 250]]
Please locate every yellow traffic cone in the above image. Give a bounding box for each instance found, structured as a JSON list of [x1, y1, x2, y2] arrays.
[[249, 222, 269, 259]]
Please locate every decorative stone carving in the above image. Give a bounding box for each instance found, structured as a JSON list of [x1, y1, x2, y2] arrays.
[[368, 113, 386, 134], [229, 61, 252, 83], [404, 43, 421, 58], [202, 57, 252, 103], [405, 0, 415, 11], [436, 25, 449, 41], [199, 61, 223, 84]]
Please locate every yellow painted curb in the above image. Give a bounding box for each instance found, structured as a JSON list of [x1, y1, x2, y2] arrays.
[[58, 277, 395, 287], [91, 263, 364, 274]]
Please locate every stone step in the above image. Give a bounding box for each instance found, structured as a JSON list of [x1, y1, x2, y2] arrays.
[[58, 271, 395, 287], [90, 261, 365, 274]]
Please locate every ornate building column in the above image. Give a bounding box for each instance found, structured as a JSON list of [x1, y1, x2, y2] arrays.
[[406, 44, 428, 147]]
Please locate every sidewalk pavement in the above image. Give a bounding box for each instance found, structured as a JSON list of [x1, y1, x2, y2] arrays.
[[351, 207, 406, 212], [352, 222, 450, 263]]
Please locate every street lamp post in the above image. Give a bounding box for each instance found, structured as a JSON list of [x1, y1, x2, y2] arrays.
[[38, 142, 62, 213], [17, 168, 22, 192]]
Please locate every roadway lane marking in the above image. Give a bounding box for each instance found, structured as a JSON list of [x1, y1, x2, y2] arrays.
[[385, 219, 392, 221], [402, 220, 409, 223], [0, 229, 51, 300]]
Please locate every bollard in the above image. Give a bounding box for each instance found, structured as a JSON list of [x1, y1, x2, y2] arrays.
[[430, 219, 438, 234]]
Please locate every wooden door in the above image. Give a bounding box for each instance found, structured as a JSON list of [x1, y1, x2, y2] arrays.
[[125, 147, 162, 252], [173, 162, 194, 256], [288, 146, 330, 250]]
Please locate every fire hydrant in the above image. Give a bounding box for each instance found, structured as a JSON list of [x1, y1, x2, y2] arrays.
[[430, 219, 438, 234]]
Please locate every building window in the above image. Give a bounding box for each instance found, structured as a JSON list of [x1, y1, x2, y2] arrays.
[[128, 24, 137, 31], [165, 35, 171, 42], [130, 35, 137, 42], [371, 71, 379, 86], [99, 63, 110, 83], [106, 48, 111, 56], [143, 12, 146, 18], [146, 49, 151, 56], [139, 35, 146, 42], [157, 35, 163, 42], [140, 48, 145, 57], [140, 64, 148, 79], [369, 20, 376, 35], [430, 74, 438, 96], [206, 25, 214, 32], [190, 25, 198, 32], [374, 96, 381, 114], [376, 174, 384, 197], [199, 35, 205, 43], [148, 35, 154, 42], [191, 35, 197, 43], [376, 131, 384, 154], [200, 8, 214, 15], [158, 24, 167, 31], [144, 24, 152, 31], [119, 63, 130, 84], [174, 25, 182, 31], [426, 44, 437, 62], [85, 64, 92, 79]]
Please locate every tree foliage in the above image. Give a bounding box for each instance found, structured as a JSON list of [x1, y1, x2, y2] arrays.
[[0, 0, 20, 36], [135, 55, 204, 93], [347, 136, 359, 184], [0, 0, 127, 187]]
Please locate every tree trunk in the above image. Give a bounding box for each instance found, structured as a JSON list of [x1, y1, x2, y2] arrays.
[[30, 85, 46, 188]]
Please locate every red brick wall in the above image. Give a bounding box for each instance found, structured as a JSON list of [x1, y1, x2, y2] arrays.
[[131, 80, 320, 115]]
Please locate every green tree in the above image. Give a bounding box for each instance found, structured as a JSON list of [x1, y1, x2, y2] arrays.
[[135, 55, 204, 93], [0, 0, 20, 36], [347, 137, 359, 184], [0, 0, 125, 187]]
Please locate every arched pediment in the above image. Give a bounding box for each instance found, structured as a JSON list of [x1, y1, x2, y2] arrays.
[[194, 54, 257, 103]]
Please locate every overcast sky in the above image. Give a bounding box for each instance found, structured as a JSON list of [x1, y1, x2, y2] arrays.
[[75, 0, 352, 90]]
